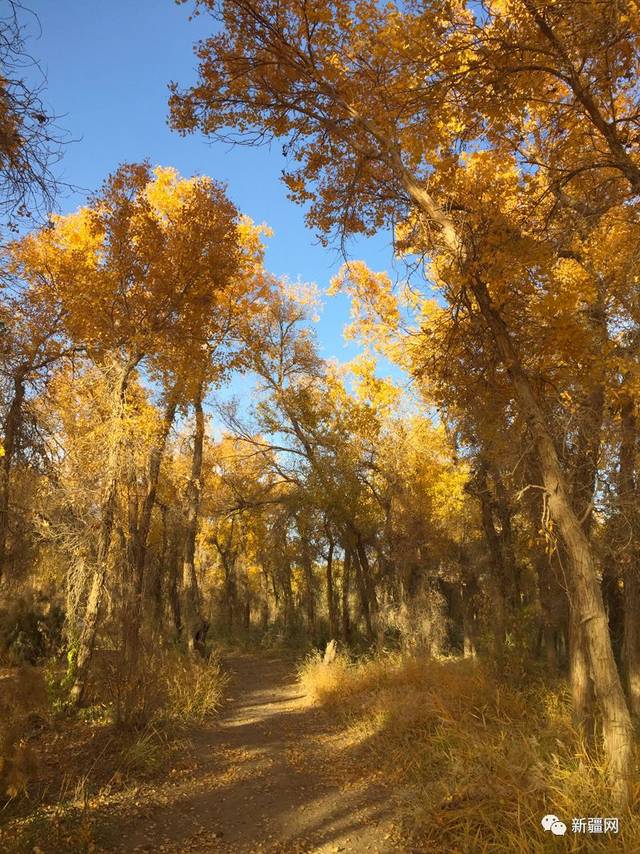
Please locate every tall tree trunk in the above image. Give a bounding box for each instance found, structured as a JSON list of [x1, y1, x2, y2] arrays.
[[471, 277, 633, 804], [181, 383, 207, 655], [571, 386, 604, 535], [220, 546, 238, 633], [341, 545, 352, 644], [282, 560, 294, 635], [352, 537, 375, 642], [474, 461, 508, 657], [602, 559, 624, 671], [325, 533, 337, 638], [460, 548, 478, 659], [243, 593, 251, 631], [168, 530, 182, 637], [70, 355, 140, 704], [121, 447, 140, 679], [396, 156, 632, 799], [569, 600, 596, 735], [152, 504, 169, 633], [524, 456, 566, 672], [490, 464, 520, 605], [213, 520, 239, 634], [0, 368, 26, 583], [567, 383, 605, 724], [260, 568, 270, 629], [128, 391, 178, 641], [619, 395, 640, 713], [534, 550, 560, 673], [301, 544, 316, 637]]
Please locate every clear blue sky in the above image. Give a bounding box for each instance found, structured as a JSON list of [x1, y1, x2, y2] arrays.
[[26, 0, 405, 373]]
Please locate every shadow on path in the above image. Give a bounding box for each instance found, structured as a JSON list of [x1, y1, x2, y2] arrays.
[[105, 652, 407, 853]]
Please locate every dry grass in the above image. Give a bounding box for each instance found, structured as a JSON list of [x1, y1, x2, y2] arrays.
[[299, 651, 640, 852], [0, 650, 229, 851], [90, 646, 229, 730], [160, 651, 230, 724]]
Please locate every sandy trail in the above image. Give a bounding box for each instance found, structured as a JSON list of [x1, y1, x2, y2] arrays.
[[109, 652, 406, 853]]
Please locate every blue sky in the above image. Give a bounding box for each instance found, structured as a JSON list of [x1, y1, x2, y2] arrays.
[[26, 0, 406, 379]]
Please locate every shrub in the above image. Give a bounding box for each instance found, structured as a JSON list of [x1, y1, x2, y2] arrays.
[[89, 645, 229, 730], [0, 593, 64, 665], [378, 584, 449, 656], [117, 725, 173, 776], [298, 647, 353, 703], [161, 652, 229, 724], [98, 647, 168, 730]]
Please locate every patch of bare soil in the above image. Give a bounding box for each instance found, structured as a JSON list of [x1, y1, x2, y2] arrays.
[[102, 652, 409, 853]]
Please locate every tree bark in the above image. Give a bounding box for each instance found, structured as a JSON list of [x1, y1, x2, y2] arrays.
[[325, 533, 337, 638], [523, 456, 566, 672], [220, 545, 238, 633], [181, 383, 208, 655], [341, 545, 352, 644], [0, 368, 26, 583], [70, 355, 140, 704], [474, 461, 508, 656], [566, 383, 605, 723], [353, 536, 376, 642], [535, 550, 561, 673], [602, 559, 624, 671], [301, 542, 316, 637], [356, 535, 379, 619], [460, 548, 478, 659], [281, 558, 294, 636], [260, 568, 270, 629], [490, 464, 520, 606], [569, 601, 596, 735], [571, 386, 604, 535], [168, 530, 182, 637], [129, 392, 178, 635], [152, 503, 169, 632], [619, 395, 640, 713]]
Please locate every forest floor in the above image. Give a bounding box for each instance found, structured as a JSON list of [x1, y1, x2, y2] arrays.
[[98, 651, 409, 853], [6, 651, 637, 852]]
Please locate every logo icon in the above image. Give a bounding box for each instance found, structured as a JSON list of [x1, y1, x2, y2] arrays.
[[542, 814, 567, 836]]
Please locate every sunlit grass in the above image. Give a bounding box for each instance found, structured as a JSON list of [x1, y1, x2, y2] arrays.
[[299, 651, 640, 852]]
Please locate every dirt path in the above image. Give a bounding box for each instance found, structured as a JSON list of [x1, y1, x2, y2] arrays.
[[109, 652, 407, 853]]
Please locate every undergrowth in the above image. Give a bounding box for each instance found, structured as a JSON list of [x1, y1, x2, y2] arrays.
[[0, 649, 229, 852], [299, 650, 640, 853], [0, 665, 49, 800]]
